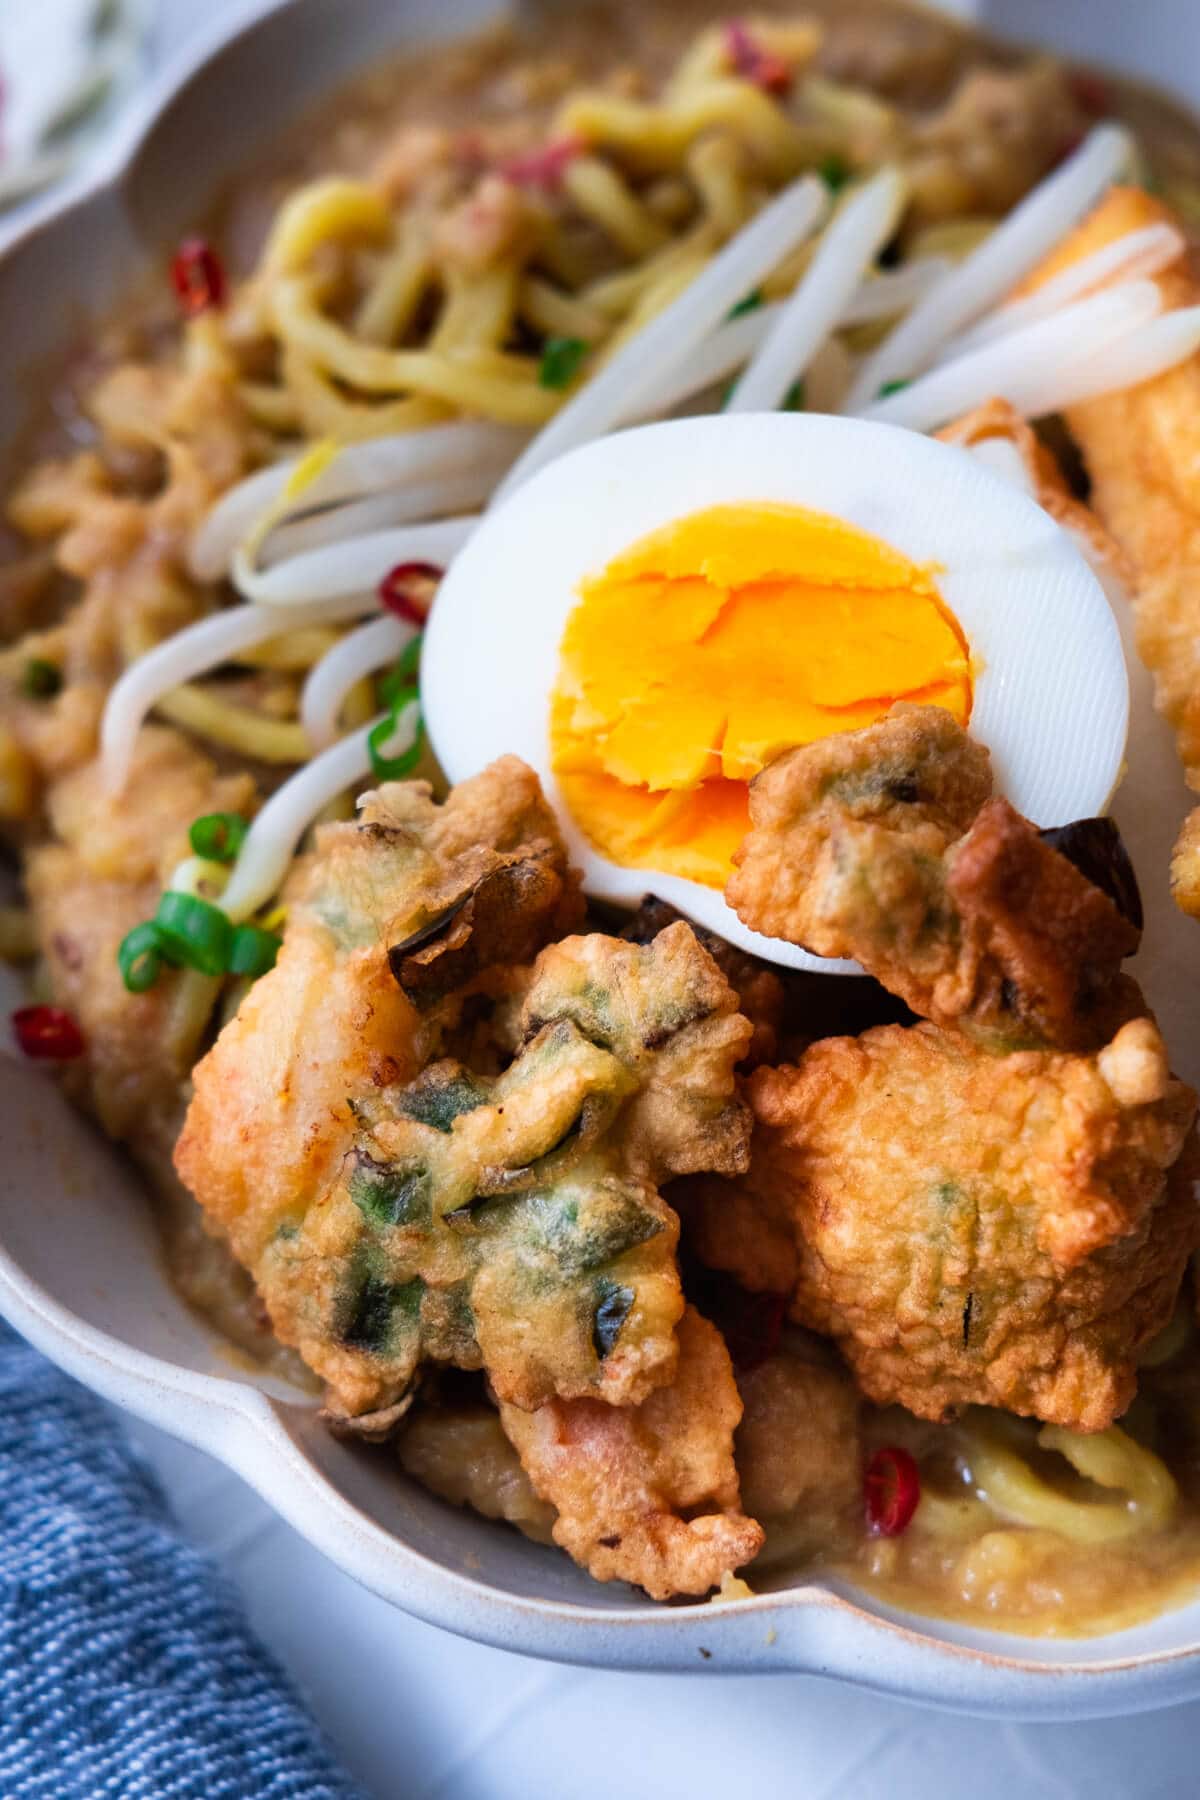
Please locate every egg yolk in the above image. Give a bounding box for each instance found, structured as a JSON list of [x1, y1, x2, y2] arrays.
[[550, 502, 973, 887]]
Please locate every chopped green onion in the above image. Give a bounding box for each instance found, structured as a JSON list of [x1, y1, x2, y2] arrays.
[[728, 289, 764, 319], [818, 153, 850, 192], [784, 378, 806, 411], [228, 923, 282, 978], [878, 378, 911, 398], [154, 890, 233, 977], [378, 631, 423, 711], [189, 811, 248, 862], [118, 922, 168, 994], [368, 698, 424, 781], [538, 336, 589, 390], [21, 658, 62, 700]]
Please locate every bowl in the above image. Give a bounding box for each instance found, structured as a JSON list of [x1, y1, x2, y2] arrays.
[[3, 0, 1200, 1717]]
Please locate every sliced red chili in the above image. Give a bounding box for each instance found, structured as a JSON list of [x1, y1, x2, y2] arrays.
[[864, 1446, 921, 1537], [499, 136, 584, 190], [1067, 69, 1111, 117], [171, 237, 227, 317], [724, 20, 792, 96], [379, 561, 444, 627], [12, 1004, 85, 1061]]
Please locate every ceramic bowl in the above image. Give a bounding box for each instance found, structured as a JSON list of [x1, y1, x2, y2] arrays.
[[3, 0, 1200, 1718]]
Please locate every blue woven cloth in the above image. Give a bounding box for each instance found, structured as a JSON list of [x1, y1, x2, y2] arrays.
[[0, 1324, 366, 1799]]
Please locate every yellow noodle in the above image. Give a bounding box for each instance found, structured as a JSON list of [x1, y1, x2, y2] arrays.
[[557, 81, 811, 182], [666, 18, 823, 99], [1039, 1425, 1177, 1530], [905, 217, 996, 262], [688, 135, 753, 237], [272, 279, 557, 424], [238, 381, 304, 434], [601, 248, 711, 357], [912, 1485, 994, 1542], [517, 275, 611, 343], [237, 627, 343, 671], [154, 685, 311, 764], [0, 904, 36, 960], [354, 219, 433, 344], [581, 223, 716, 317], [561, 156, 671, 259], [341, 675, 378, 730], [262, 177, 393, 275], [163, 966, 223, 1067], [282, 346, 452, 441], [430, 266, 519, 354], [964, 1416, 1174, 1544]]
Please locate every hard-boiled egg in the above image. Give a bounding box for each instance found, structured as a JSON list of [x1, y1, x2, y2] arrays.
[[422, 413, 1128, 972]]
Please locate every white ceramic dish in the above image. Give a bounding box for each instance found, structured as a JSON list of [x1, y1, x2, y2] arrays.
[[3, 0, 1200, 1719]]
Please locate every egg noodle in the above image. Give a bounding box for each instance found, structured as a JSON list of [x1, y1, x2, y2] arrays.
[[6, 3, 1200, 1634]]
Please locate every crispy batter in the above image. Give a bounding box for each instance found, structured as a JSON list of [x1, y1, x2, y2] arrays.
[[174, 758, 585, 1422], [746, 1018, 1197, 1432], [1017, 187, 1200, 917], [727, 705, 1141, 1049], [734, 1341, 862, 1526], [498, 1307, 763, 1599], [620, 894, 784, 1068], [312, 922, 751, 1418]]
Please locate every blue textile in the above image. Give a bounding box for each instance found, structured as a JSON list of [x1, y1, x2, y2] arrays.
[[0, 1324, 366, 1800]]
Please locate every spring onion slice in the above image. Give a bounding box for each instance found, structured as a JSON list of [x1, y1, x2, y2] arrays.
[[232, 516, 477, 606], [154, 891, 234, 978], [493, 172, 829, 503], [845, 123, 1134, 409], [118, 923, 166, 994], [367, 695, 422, 780], [859, 279, 1162, 433], [189, 421, 530, 580], [228, 923, 282, 978], [189, 811, 248, 862], [726, 167, 906, 413], [943, 221, 1184, 359], [219, 721, 377, 922], [301, 613, 411, 751], [100, 594, 376, 793]]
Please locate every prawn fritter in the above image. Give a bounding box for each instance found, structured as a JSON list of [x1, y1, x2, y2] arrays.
[[751, 1018, 1197, 1432], [175, 757, 582, 1426], [498, 1307, 763, 1599], [727, 705, 1141, 1049], [620, 894, 784, 1068], [312, 923, 753, 1417], [398, 1389, 557, 1545]]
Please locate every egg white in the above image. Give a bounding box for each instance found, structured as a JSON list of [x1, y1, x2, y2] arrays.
[[422, 413, 1129, 973]]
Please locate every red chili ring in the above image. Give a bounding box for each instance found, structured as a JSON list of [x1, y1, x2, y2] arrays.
[[12, 1004, 86, 1061], [864, 1446, 921, 1538], [171, 237, 227, 318], [379, 561, 445, 627]]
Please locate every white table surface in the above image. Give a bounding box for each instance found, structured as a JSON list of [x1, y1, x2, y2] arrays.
[[17, 2, 1200, 1793]]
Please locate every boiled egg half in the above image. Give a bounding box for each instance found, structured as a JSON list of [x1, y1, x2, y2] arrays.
[[422, 413, 1128, 972]]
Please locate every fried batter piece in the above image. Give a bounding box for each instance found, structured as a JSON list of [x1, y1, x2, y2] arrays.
[[734, 1339, 862, 1536], [498, 1307, 763, 1599], [1016, 187, 1200, 917], [743, 1018, 1197, 1432], [726, 704, 1142, 1050], [175, 757, 584, 1425], [619, 894, 784, 1068], [315, 922, 752, 1419], [398, 1389, 558, 1545]]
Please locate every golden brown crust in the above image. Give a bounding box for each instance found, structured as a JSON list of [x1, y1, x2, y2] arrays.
[[727, 706, 1139, 1050], [734, 1344, 862, 1525], [743, 1019, 1197, 1432], [499, 1307, 763, 1599]]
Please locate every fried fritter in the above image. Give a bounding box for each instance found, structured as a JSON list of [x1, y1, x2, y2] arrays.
[[398, 1391, 558, 1545], [744, 1018, 1198, 1432], [619, 894, 784, 1068], [1015, 187, 1200, 918], [498, 1306, 763, 1599], [726, 705, 1142, 1050], [310, 922, 752, 1418], [175, 757, 585, 1425]]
